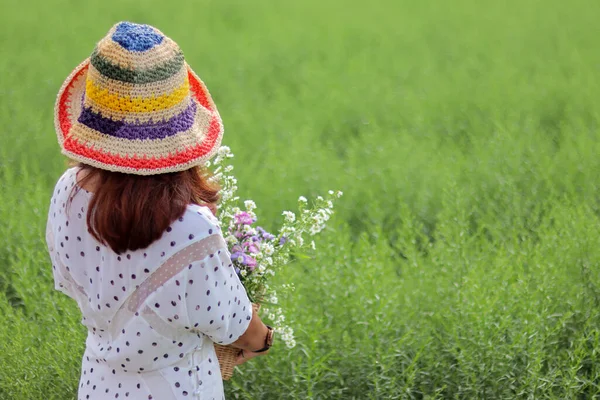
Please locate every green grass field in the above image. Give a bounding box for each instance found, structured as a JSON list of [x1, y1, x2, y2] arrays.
[[2, 0, 600, 398]]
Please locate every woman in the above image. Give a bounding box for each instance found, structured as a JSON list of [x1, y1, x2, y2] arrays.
[[46, 22, 273, 400]]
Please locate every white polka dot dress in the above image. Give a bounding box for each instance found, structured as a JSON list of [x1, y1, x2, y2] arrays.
[[45, 167, 253, 400]]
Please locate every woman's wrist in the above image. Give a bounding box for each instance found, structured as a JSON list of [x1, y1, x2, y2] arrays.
[[252, 325, 274, 353]]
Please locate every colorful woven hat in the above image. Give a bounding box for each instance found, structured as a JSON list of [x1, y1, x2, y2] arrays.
[[54, 22, 223, 175]]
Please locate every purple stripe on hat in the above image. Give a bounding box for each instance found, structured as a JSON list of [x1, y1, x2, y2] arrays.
[[78, 101, 197, 140]]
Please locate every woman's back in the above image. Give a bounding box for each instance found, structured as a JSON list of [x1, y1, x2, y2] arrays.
[[46, 167, 252, 400]]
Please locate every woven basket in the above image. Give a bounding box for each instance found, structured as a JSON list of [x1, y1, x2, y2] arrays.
[[215, 303, 260, 380]]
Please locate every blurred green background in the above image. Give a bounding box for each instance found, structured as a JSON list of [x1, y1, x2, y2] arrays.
[[1, 0, 600, 398]]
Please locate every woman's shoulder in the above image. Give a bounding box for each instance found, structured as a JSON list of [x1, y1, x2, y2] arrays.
[[149, 204, 224, 256], [50, 167, 78, 197], [180, 204, 222, 233], [162, 204, 223, 243]]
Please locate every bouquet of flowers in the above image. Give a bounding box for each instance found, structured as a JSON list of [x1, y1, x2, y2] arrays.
[[208, 146, 342, 378]]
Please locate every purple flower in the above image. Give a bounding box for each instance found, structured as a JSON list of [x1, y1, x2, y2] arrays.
[[231, 251, 245, 263], [245, 256, 257, 268], [257, 226, 276, 241], [233, 253, 257, 269], [244, 242, 260, 254], [263, 232, 276, 241], [279, 236, 288, 246], [235, 212, 255, 225]]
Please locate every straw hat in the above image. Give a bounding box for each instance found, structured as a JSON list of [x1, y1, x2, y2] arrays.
[[54, 22, 224, 175]]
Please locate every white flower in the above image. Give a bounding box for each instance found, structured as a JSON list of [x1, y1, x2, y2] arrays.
[[263, 243, 274, 256], [240, 269, 247, 277], [282, 211, 296, 223], [327, 200, 333, 208], [317, 196, 324, 201], [205, 160, 211, 168], [336, 191, 343, 198], [225, 235, 238, 244], [310, 240, 316, 250], [217, 146, 232, 157], [309, 225, 322, 236], [242, 225, 257, 235], [298, 196, 308, 203], [244, 200, 257, 211], [328, 190, 334, 195]]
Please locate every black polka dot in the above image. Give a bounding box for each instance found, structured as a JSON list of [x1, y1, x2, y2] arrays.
[[155, 303, 160, 308], [189, 234, 194, 240], [171, 241, 176, 246]]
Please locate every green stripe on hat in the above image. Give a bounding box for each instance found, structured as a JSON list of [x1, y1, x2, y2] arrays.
[[90, 49, 185, 84]]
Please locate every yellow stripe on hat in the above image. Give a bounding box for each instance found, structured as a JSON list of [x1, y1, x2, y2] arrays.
[[85, 78, 190, 113]]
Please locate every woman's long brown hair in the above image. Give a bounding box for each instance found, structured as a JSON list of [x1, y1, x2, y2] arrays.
[[73, 163, 220, 254]]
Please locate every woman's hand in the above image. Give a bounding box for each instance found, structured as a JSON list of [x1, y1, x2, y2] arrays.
[[235, 348, 269, 366]]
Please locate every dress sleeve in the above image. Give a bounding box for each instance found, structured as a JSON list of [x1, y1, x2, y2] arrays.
[[46, 213, 74, 298], [143, 228, 253, 345]]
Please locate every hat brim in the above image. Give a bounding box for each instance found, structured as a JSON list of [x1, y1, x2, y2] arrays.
[[54, 59, 224, 175]]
